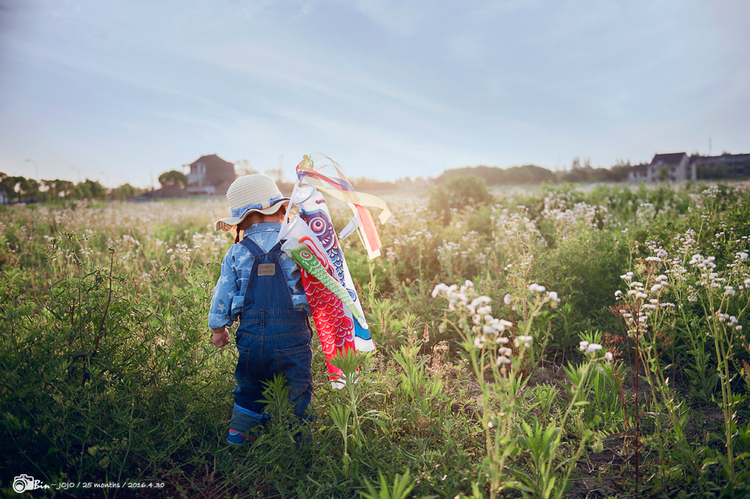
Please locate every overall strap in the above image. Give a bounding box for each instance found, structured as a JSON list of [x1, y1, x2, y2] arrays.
[[239, 238, 265, 258], [268, 240, 283, 255], [237, 235, 297, 321]]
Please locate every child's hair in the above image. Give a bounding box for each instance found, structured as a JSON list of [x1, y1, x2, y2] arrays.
[[234, 205, 287, 244]]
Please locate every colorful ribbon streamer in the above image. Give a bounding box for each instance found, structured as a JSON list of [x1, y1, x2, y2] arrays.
[[295, 154, 390, 260]]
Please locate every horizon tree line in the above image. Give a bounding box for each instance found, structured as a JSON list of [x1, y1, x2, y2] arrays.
[[0, 173, 143, 204]]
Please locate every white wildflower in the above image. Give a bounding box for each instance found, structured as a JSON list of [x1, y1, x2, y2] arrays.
[[497, 356, 511, 365], [431, 283, 448, 298], [529, 283, 546, 293], [471, 296, 492, 309], [476, 305, 491, 316]]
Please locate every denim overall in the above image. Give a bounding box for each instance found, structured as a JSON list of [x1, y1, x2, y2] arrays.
[[229, 238, 313, 437]]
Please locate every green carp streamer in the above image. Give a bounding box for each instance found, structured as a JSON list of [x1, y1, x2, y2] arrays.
[[290, 246, 365, 324]]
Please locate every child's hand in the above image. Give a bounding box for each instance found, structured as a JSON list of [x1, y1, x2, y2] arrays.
[[212, 327, 230, 348]]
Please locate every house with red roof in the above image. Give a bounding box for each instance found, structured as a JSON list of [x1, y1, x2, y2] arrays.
[[183, 154, 236, 195]]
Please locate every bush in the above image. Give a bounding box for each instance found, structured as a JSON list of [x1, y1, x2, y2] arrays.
[[428, 175, 493, 223]]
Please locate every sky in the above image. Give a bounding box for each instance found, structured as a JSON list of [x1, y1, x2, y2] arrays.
[[0, 0, 749, 188]]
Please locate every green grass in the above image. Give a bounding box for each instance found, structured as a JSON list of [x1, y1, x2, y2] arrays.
[[1, 182, 750, 497]]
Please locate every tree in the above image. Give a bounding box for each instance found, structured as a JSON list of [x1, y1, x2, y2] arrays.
[[0, 175, 25, 203], [657, 167, 669, 182], [349, 176, 397, 191], [234, 159, 258, 177], [0, 173, 15, 202], [112, 183, 140, 201], [55, 180, 75, 199], [22, 178, 40, 202], [73, 179, 108, 200], [428, 175, 493, 223], [41, 179, 75, 200], [42, 179, 58, 200], [158, 170, 188, 189], [609, 159, 632, 181]]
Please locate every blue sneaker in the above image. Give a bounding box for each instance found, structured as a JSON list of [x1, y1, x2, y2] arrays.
[[226, 429, 259, 445]]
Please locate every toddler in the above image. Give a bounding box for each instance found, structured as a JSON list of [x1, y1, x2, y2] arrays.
[[209, 174, 312, 444]]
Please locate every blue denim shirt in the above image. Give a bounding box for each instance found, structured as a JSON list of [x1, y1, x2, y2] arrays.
[[208, 223, 310, 329]]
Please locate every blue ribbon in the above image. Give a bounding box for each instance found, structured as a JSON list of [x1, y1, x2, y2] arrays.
[[230, 195, 286, 220]]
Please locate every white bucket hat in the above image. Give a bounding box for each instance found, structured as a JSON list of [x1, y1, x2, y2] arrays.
[[214, 174, 289, 232]]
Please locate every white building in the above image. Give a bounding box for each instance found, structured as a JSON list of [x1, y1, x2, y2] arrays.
[[629, 153, 696, 182]]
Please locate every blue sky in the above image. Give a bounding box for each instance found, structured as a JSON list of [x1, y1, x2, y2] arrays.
[[1, 0, 748, 187]]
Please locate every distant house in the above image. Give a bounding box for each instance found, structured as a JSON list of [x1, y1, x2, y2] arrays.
[[628, 163, 650, 182], [629, 153, 696, 182], [152, 184, 187, 199], [184, 154, 236, 195], [691, 153, 750, 180]]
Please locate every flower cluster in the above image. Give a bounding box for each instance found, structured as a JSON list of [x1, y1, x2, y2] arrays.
[[578, 340, 613, 362], [541, 194, 604, 242], [528, 283, 560, 303], [491, 207, 546, 256], [432, 281, 523, 365], [709, 311, 743, 331], [615, 268, 673, 336], [433, 278, 564, 374], [635, 202, 656, 221]]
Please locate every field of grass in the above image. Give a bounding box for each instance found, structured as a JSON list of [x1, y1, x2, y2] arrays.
[[2, 181, 750, 498]]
